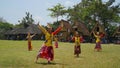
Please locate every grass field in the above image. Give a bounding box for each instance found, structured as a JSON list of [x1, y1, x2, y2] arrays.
[[0, 40, 120, 68]]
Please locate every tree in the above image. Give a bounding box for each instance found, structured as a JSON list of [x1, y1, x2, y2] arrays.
[[17, 12, 34, 28], [0, 17, 7, 22], [66, 0, 120, 36], [0, 22, 13, 30], [0, 19, 13, 39], [0, 17, 13, 31], [48, 3, 66, 23]]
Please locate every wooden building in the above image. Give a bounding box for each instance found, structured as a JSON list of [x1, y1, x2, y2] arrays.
[[112, 26, 120, 44], [58, 20, 72, 42], [56, 20, 90, 42], [5, 24, 42, 40], [90, 22, 106, 35], [90, 22, 106, 43], [72, 21, 90, 42], [72, 21, 90, 36]]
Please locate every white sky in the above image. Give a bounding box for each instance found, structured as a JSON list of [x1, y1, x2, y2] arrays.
[[0, 0, 119, 25]]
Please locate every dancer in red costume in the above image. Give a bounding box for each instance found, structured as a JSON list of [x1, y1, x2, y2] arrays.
[[72, 31, 83, 57], [26, 32, 36, 51], [35, 22, 63, 63], [93, 32, 104, 52]]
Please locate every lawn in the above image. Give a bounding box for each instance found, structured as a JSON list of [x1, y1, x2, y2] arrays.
[[0, 40, 120, 68]]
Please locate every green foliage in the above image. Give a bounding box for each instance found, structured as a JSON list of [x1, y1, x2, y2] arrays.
[[48, 3, 66, 22], [0, 40, 120, 68], [0, 22, 13, 30], [106, 23, 118, 37], [48, 3, 66, 18], [65, 0, 120, 36], [17, 12, 34, 28], [52, 21, 60, 29], [0, 22, 13, 39], [68, 0, 120, 22]]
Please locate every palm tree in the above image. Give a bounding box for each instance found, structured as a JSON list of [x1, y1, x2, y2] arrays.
[[48, 3, 66, 23]]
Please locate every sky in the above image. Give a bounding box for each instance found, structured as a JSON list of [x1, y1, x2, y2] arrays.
[[0, 0, 120, 25]]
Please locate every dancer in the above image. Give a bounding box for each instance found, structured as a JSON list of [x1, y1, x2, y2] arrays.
[[26, 32, 36, 51], [54, 35, 58, 48], [93, 32, 102, 52], [36, 22, 63, 63], [72, 31, 83, 57]]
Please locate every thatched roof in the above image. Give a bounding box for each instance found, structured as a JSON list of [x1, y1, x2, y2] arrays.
[[112, 26, 120, 37], [90, 22, 106, 35], [60, 20, 72, 32], [5, 24, 42, 35], [72, 21, 90, 36]]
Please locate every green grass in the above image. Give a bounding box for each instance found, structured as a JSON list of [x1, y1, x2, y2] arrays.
[[0, 40, 120, 68]]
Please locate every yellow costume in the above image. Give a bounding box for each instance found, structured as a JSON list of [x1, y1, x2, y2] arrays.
[[93, 32, 102, 51], [37, 24, 62, 62], [75, 37, 81, 45]]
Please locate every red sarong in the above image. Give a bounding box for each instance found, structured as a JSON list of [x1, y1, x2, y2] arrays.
[[74, 45, 81, 55], [95, 42, 102, 50], [28, 41, 32, 51], [55, 41, 58, 48], [37, 45, 54, 61]]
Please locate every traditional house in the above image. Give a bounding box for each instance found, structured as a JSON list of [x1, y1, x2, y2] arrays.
[[72, 21, 90, 42], [5, 24, 42, 40], [90, 22, 105, 35], [58, 20, 72, 42], [72, 21, 90, 36], [112, 26, 120, 44], [90, 22, 106, 43]]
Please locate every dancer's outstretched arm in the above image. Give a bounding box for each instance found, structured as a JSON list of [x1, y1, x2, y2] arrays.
[[52, 22, 63, 35], [37, 23, 48, 34]]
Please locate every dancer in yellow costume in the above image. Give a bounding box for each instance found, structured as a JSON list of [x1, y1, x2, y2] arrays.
[[36, 22, 63, 63], [26, 32, 36, 51], [93, 32, 102, 52], [72, 31, 83, 57]]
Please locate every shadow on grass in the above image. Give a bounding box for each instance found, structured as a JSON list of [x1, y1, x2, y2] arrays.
[[36, 62, 67, 65], [74, 55, 85, 58]]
